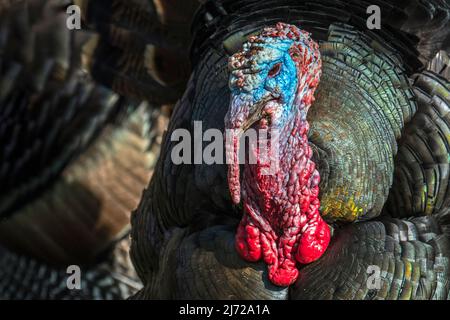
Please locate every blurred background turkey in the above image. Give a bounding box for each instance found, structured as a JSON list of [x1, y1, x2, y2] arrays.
[[0, 0, 179, 299]]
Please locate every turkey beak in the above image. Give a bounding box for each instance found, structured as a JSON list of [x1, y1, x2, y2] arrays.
[[241, 99, 268, 131], [226, 95, 270, 131], [225, 95, 272, 205]]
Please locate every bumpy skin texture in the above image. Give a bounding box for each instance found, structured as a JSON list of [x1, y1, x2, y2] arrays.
[[225, 23, 330, 286]]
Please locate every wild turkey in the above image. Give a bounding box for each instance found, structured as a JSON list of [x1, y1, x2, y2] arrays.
[[0, 0, 167, 299], [129, 0, 450, 299]]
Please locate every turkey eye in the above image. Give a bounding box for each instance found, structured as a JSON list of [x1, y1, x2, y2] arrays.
[[268, 63, 282, 78]]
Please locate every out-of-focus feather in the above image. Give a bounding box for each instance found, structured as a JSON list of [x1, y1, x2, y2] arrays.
[[0, 237, 143, 300], [78, 0, 200, 104]]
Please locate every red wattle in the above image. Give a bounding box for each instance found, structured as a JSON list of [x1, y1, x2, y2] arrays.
[[235, 216, 262, 261], [295, 214, 331, 264], [234, 138, 330, 287], [268, 262, 299, 287]]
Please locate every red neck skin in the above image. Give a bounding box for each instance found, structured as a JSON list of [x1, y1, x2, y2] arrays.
[[232, 92, 330, 287]]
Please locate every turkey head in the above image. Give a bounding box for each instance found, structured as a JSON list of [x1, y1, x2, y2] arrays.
[[225, 23, 330, 287]]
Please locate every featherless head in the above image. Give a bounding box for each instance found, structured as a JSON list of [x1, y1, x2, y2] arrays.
[[227, 23, 321, 130], [225, 23, 329, 287]]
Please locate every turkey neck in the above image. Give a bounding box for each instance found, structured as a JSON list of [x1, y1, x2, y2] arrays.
[[233, 94, 330, 287], [242, 104, 313, 229]]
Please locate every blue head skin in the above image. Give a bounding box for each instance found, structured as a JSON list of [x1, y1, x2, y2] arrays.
[[226, 37, 299, 132]]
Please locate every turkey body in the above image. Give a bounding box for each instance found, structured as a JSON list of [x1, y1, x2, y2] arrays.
[[0, 0, 169, 299], [130, 0, 450, 299]]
